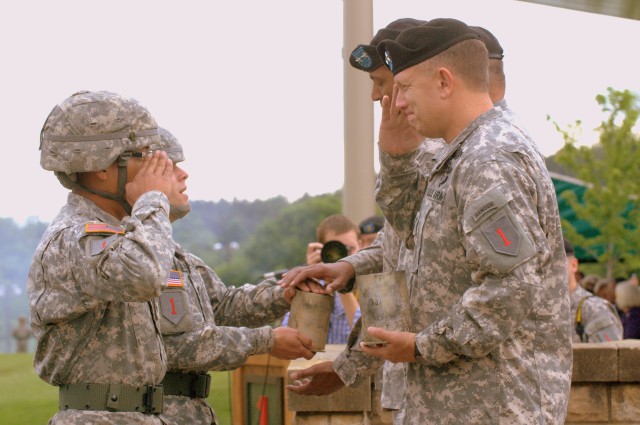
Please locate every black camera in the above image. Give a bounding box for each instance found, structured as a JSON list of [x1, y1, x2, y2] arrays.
[[320, 240, 349, 263]]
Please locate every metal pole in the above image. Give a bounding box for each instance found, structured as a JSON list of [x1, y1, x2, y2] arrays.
[[342, 0, 375, 226]]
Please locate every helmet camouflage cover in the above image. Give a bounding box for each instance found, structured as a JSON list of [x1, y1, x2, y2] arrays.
[[155, 127, 185, 163], [40, 90, 160, 173]]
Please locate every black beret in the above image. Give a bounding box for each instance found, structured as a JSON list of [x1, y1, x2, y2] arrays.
[[470, 26, 504, 60], [359, 215, 384, 234], [377, 18, 480, 76], [564, 239, 575, 256], [349, 18, 426, 72]]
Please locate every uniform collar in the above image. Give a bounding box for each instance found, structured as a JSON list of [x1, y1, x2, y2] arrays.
[[430, 106, 503, 176]]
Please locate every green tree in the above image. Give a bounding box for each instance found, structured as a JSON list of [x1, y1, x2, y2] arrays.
[[550, 87, 640, 278], [216, 192, 342, 285]]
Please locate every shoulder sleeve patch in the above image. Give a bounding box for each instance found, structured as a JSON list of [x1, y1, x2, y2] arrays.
[[84, 222, 125, 235], [481, 214, 521, 256], [90, 234, 118, 256]]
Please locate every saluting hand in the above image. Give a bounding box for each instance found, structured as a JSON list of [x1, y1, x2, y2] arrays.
[[378, 84, 423, 155], [126, 150, 174, 206]]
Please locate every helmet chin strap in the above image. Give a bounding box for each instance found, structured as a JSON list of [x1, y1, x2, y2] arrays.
[[68, 156, 133, 216]]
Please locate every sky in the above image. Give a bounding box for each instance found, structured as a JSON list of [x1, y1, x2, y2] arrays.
[[2, 0, 640, 225]]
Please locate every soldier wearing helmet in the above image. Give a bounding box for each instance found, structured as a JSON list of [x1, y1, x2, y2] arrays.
[[29, 91, 175, 424], [152, 127, 317, 425]]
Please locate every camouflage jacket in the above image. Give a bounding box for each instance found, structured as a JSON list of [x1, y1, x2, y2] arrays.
[[570, 284, 623, 343], [28, 192, 173, 424], [342, 138, 443, 412], [334, 107, 573, 424], [159, 243, 290, 425]]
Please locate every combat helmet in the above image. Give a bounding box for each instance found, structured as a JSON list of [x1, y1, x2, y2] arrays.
[[154, 127, 191, 220], [40, 90, 160, 214], [155, 127, 185, 163]]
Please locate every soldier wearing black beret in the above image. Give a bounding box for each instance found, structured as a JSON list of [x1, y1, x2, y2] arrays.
[[358, 17, 571, 423]]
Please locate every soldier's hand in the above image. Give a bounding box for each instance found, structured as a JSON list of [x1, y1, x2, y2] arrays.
[[270, 327, 315, 360], [378, 84, 423, 155], [286, 361, 345, 396], [283, 278, 326, 303], [359, 328, 417, 363], [279, 262, 355, 294], [125, 150, 174, 206]]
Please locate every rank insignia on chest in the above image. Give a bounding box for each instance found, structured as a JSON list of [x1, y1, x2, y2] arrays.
[[84, 222, 125, 235], [167, 270, 184, 288]]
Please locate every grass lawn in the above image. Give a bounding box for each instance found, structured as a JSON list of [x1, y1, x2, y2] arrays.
[[0, 353, 231, 425]]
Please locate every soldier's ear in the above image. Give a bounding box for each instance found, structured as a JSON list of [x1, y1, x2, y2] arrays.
[[568, 256, 579, 274]]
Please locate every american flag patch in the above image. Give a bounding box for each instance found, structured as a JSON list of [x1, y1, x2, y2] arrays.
[[167, 270, 183, 287], [84, 222, 125, 235]]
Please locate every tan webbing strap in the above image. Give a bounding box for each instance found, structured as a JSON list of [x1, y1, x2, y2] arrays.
[[59, 383, 163, 414]]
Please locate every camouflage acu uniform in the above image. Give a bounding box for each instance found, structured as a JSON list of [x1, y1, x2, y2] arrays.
[[334, 106, 572, 424], [28, 192, 173, 424], [159, 244, 290, 425], [148, 126, 293, 424], [343, 138, 443, 416], [570, 284, 623, 343]]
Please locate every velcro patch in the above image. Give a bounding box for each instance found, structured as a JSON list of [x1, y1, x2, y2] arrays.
[[90, 234, 118, 256], [472, 201, 498, 222], [166, 270, 183, 287], [159, 291, 186, 325], [84, 222, 125, 235], [481, 214, 521, 256]]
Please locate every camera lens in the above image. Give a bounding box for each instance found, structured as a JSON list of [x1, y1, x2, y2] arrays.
[[320, 240, 349, 263]]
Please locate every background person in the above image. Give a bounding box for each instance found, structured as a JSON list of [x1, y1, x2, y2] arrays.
[[615, 279, 640, 339], [565, 239, 623, 342], [287, 214, 362, 344], [580, 274, 600, 293], [358, 215, 384, 248], [594, 277, 617, 306], [12, 316, 32, 353]]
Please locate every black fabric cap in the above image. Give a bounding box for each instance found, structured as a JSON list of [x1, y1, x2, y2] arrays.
[[349, 18, 426, 72], [377, 18, 480, 76], [564, 239, 575, 256], [359, 216, 384, 234], [470, 26, 504, 60]]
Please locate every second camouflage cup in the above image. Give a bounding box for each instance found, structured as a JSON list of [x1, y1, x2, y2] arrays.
[[288, 289, 333, 352], [357, 271, 411, 346]]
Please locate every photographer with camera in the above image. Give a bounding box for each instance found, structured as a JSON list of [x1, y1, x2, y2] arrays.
[[284, 214, 362, 344]]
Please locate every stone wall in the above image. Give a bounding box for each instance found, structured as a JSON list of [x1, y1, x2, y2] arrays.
[[286, 340, 640, 424]]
